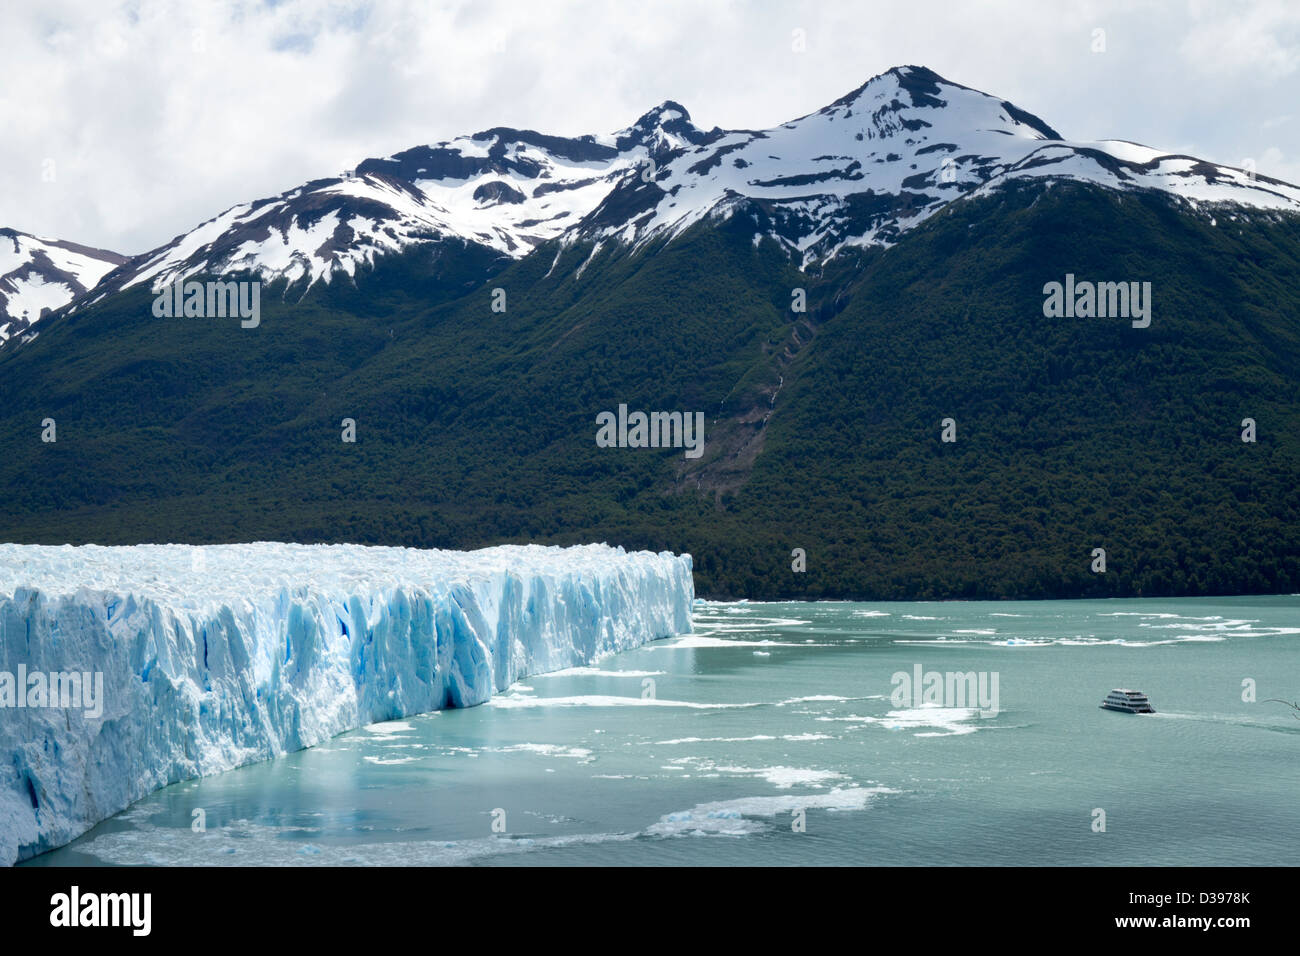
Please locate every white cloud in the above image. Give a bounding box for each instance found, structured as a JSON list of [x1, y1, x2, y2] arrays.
[[0, 0, 1296, 255], [1181, 0, 1300, 77], [1257, 146, 1300, 186]]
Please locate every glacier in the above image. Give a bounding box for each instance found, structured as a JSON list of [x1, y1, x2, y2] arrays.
[[0, 542, 694, 865]]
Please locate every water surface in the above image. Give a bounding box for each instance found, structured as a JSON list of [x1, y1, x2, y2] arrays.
[[29, 596, 1300, 866]]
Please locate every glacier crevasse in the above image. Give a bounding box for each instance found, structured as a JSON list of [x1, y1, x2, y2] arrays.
[[0, 542, 694, 865]]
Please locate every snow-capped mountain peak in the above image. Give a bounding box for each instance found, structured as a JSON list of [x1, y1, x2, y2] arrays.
[[611, 100, 715, 155], [0, 229, 125, 343], [75, 65, 1300, 303], [818, 65, 1063, 142]]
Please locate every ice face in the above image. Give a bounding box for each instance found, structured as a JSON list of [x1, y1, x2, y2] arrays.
[[0, 542, 694, 865]]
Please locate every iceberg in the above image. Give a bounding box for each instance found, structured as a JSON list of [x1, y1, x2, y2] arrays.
[[0, 542, 693, 865]]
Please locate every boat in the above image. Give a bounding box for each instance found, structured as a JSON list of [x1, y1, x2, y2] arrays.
[[1100, 689, 1155, 714]]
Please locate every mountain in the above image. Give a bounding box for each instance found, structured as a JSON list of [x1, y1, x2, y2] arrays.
[[2, 66, 1299, 601], [0, 229, 125, 344], [73, 65, 1300, 308], [78, 98, 706, 303]]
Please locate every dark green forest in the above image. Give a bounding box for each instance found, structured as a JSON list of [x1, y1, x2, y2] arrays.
[[2, 181, 1297, 600]]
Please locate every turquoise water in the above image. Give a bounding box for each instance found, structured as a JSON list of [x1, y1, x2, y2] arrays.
[[27, 596, 1300, 866]]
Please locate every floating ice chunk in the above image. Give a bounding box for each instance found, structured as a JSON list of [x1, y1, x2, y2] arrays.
[[647, 786, 894, 837]]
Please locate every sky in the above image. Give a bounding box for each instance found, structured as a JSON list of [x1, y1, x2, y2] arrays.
[[1, 0, 1298, 255]]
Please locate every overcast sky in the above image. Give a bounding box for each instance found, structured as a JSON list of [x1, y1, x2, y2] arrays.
[[2, 0, 1297, 255]]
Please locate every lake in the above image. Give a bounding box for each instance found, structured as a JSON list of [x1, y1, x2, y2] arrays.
[[27, 595, 1300, 867]]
